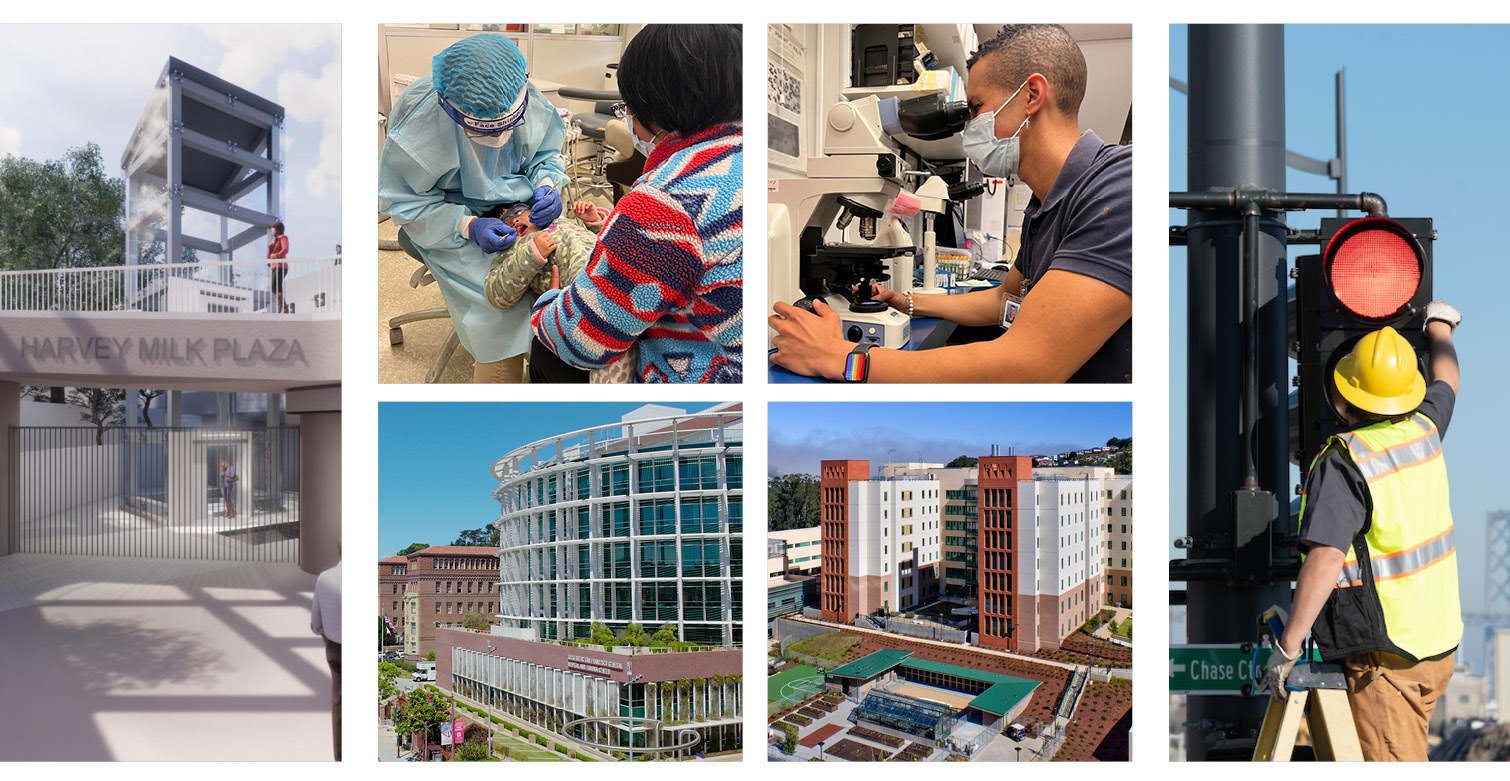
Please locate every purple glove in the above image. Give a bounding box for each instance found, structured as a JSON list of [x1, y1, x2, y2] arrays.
[[468, 217, 518, 253]]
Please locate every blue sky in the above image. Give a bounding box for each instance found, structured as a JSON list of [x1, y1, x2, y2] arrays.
[[0, 25, 341, 259], [379, 402, 713, 556], [1170, 26, 1509, 662], [769, 402, 1131, 477]]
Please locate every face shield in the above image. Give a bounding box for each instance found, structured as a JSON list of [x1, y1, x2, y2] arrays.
[[438, 83, 529, 147]]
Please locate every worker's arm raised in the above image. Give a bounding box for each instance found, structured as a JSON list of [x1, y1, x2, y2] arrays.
[[1424, 301, 1460, 395]]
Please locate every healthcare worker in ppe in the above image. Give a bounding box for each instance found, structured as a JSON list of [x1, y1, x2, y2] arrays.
[[379, 33, 568, 383]]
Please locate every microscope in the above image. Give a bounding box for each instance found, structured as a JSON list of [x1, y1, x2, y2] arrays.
[[769, 92, 971, 349]]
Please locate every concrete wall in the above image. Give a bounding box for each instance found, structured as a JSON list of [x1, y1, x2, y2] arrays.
[[18, 430, 122, 523]]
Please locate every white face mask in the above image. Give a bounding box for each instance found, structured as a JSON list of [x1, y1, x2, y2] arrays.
[[962, 79, 1032, 179], [468, 129, 512, 148], [624, 114, 664, 158]]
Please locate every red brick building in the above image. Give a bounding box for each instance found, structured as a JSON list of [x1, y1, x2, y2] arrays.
[[377, 545, 500, 660]]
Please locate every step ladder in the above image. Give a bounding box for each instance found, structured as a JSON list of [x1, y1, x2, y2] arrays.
[[1253, 661, 1362, 761]]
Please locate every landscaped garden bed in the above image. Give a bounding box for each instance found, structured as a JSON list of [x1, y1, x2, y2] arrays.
[[787, 713, 814, 727], [1051, 677, 1132, 761], [799, 706, 825, 719], [828, 738, 890, 762], [848, 725, 904, 748], [902, 742, 932, 758]]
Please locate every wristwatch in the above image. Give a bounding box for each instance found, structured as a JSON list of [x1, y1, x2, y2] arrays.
[[842, 342, 877, 383]]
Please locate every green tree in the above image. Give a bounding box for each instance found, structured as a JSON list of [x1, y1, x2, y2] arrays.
[[394, 687, 454, 748], [426, 651, 436, 662], [379, 662, 401, 698], [945, 455, 978, 468], [617, 623, 649, 647], [589, 622, 615, 647], [650, 623, 679, 646], [0, 144, 124, 276], [397, 542, 429, 556], [1109, 450, 1132, 475], [69, 387, 123, 445], [452, 525, 500, 547], [768, 473, 821, 531], [461, 611, 490, 631]]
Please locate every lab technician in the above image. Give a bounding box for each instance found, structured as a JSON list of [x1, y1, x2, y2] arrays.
[[770, 24, 1131, 383], [379, 33, 568, 383]]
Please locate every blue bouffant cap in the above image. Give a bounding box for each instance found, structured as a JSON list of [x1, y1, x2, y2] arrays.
[[432, 34, 528, 118]]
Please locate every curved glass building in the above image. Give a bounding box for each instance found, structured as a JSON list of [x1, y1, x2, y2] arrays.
[[491, 403, 743, 647]]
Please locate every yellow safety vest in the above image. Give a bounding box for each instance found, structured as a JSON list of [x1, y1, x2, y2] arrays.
[[1299, 412, 1461, 662]]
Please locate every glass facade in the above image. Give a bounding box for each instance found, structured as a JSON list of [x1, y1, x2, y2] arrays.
[[492, 411, 743, 647]]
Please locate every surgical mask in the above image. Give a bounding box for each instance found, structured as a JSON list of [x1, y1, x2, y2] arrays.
[[625, 114, 662, 158], [468, 129, 512, 148], [962, 79, 1032, 179]]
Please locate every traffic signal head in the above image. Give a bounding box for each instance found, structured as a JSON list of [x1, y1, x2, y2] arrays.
[[1293, 217, 1433, 472], [1323, 218, 1426, 322]]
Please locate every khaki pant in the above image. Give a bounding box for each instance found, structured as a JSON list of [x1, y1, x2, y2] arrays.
[[1343, 650, 1454, 761], [472, 354, 526, 383]]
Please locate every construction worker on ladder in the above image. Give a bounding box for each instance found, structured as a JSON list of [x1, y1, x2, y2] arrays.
[[1264, 302, 1463, 761]]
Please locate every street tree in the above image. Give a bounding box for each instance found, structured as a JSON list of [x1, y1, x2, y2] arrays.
[[394, 687, 454, 748], [461, 611, 489, 631], [379, 662, 401, 698]]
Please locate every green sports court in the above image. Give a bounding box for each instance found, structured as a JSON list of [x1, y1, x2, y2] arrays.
[[768, 664, 824, 702]]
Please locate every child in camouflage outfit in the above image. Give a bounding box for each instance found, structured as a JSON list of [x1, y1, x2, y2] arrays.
[[483, 200, 608, 311]]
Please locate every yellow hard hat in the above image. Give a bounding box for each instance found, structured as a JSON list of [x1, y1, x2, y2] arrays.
[[1332, 326, 1426, 416]]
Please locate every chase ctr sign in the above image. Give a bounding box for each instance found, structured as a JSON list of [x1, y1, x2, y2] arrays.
[[18, 336, 307, 367]]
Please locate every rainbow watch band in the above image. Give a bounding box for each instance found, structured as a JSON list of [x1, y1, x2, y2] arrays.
[[843, 342, 876, 383]]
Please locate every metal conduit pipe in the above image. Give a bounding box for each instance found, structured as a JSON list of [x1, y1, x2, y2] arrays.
[[1169, 189, 1387, 218]]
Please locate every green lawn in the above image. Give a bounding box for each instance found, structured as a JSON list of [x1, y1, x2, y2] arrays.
[[768, 664, 822, 702], [785, 631, 862, 663]]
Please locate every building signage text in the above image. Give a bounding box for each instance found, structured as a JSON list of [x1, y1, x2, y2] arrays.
[[18, 336, 307, 367], [566, 654, 625, 678]]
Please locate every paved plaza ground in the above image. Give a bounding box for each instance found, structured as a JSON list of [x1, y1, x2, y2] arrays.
[[0, 554, 333, 761]]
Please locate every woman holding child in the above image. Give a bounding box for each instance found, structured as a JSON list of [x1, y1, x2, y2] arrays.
[[529, 24, 744, 384]]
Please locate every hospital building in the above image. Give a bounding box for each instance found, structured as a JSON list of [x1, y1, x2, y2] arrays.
[[821, 456, 1132, 652], [433, 403, 743, 755]]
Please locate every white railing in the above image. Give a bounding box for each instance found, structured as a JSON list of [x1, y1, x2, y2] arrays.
[[0, 257, 342, 315]]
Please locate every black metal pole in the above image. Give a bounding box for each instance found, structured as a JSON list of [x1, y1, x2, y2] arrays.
[[1184, 24, 1294, 760]]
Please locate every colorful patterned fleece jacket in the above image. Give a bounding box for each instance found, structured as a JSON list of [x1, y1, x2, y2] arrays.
[[531, 122, 743, 383]]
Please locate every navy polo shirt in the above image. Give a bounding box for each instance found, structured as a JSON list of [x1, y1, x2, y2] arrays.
[[1017, 130, 1133, 383]]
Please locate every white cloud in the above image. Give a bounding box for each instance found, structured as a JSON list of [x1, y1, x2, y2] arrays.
[[277, 58, 341, 202], [0, 123, 20, 157], [202, 25, 338, 94]]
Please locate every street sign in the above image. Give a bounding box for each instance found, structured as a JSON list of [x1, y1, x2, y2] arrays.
[[1169, 644, 1271, 695]]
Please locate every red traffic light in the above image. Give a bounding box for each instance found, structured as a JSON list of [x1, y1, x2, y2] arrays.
[[1323, 218, 1424, 320]]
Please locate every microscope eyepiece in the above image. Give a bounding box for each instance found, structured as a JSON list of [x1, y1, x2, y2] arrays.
[[890, 94, 971, 141]]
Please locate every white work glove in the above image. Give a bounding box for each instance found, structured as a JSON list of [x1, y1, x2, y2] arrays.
[[1424, 301, 1461, 333], [1263, 645, 1299, 704]]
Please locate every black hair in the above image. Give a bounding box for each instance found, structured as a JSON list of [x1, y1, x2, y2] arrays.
[[966, 24, 1088, 118], [271, 220, 285, 236], [618, 24, 742, 137]]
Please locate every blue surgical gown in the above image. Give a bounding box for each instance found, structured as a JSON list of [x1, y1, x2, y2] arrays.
[[379, 75, 568, 363]]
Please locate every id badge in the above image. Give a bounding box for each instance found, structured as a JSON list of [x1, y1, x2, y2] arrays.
[[1000, 292, 1024, 330]]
